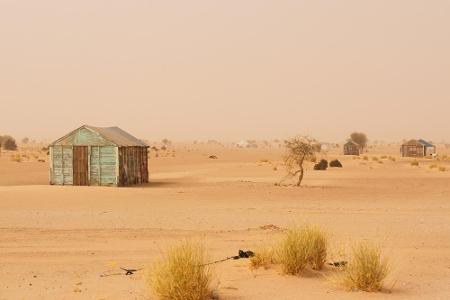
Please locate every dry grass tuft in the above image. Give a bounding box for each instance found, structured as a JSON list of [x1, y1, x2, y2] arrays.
[[388, 156, 396, 162], [148, 241, 214, 300], [307, 226, 328, 270], [278, 225, 328, 275], [439, 166, 446, 172], [250, 245, 276, 270], [10, 154, 22, 162], [410, 160, 419, 166], [363, 156, 369, 161], [336, 242, 389, 292], [429, 164, 438, 169]]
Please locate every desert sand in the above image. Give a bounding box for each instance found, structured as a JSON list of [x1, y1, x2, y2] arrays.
[[1, 144, 450, 299]]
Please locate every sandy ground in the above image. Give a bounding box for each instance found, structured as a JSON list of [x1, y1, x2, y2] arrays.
[[1, 145, 450, 299]]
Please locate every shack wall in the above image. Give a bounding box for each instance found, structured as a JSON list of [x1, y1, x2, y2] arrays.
[[118, 147, 148, 186], [89, 146, 117, 186], [50, 146, 73, 185]]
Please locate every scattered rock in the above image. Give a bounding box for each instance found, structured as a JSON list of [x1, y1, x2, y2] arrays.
[[208, 155, 218, 159]]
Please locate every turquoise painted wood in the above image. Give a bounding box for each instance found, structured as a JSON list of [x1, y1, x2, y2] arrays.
[[99, 146, 116, 185], [89, 146, 117, 186], [51, 146, 73, 185], [55, 127, 115, 146], [89, 146, 100, 185], [49, 125, 148, 186]]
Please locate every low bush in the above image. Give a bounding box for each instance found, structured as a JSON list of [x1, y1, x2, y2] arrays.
[[337, 242, 389, 292], [314, 159, 328, 170], [148, 241, 214, 300], [439, 166, 446, 172], [330, 160, 343, 168], [410, 160, 419, 166], [278, 225, 328, 275], [10, 153, 22, 162], [0, 135, 18, 151], [250, 245, 276, 270]]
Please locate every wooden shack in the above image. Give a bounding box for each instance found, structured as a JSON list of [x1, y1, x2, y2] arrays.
[[343, 141, 361, 155], [400, 139, 436, 157], [49, 125, 149, 186]]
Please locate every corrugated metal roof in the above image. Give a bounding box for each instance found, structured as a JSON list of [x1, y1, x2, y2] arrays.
[[403, 139, 434, 147], [344, 140, 360, 146], [403, 139, 421, 146], [50, 125, 148, 147], [84, 125, 148, 147], [418, 139, 434, 148]]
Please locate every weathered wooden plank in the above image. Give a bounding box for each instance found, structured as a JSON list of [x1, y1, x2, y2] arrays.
[[53, 127, 116, 146]]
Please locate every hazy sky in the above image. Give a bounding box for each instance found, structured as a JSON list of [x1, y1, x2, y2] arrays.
[[1, 0, 449, 142]]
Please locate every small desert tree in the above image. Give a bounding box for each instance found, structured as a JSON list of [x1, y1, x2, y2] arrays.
[[281, 136, 319, 186], [0, 135, 17, 151], [350, 132, 368, 152]]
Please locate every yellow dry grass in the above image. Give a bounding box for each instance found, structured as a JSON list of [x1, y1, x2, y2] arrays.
[[335, 242, 389, 292], [278, 225, 328, 275], [148, 240, 214, 300], [249, 244, 276, 270]]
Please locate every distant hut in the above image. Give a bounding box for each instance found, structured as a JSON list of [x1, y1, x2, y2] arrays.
[[400, 139, 436, 157], [49, 125, 149, 186], [343, 141, 361, 156]]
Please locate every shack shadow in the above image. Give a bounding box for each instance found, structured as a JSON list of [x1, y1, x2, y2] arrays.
[[135, 181, 178, 188]]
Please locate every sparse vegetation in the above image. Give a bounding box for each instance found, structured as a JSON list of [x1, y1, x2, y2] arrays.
[[278, 225, 328, 275], [336, 242, 389, 292], [439, 166, 446, 172], [250, 245, 276, 270], [363, 156, 369, 161], [350, 132, 368, 153], [10, 153, 22, 162], [429, 164, 438, 169], [0, 135, 18, 151], [314, 159, 328, 170], [389, 156, 396, 162], [148, 240, 214, 300], [330, 160, 343, 168], [280, 136, 320, 186], [411, 160, 419, 166]]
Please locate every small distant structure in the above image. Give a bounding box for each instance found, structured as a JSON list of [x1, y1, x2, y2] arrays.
[[343, 141, 361, 156], [49, 125, 149, 186], [400, 139, 436, 157]]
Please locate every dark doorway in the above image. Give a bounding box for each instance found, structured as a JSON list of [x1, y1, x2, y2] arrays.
[[73, 146, 89, 186]]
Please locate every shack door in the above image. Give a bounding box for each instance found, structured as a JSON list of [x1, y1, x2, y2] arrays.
[[73, 146, 89, 186]]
